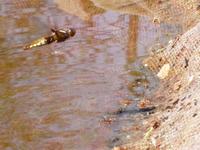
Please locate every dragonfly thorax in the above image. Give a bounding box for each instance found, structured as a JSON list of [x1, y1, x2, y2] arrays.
[[51, 28, 76, 42]]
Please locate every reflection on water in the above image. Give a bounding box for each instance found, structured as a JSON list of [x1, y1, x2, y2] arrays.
[[91, 0, 200, 30], [0, 0, 182, 150], [55, 0, 105, 21]]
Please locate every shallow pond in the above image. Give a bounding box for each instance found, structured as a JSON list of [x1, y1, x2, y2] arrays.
[[0, 1, 182, 150]]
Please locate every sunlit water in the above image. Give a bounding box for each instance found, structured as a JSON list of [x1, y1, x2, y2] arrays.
[[0, 1, 182, 150]]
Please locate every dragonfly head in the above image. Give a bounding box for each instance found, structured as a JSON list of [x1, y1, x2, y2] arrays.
[[67, 28, 76, 37]]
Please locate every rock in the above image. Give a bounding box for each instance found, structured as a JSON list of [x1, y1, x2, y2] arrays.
[[157, 64, 170, 79], [119, 99, 133, 107], [137, 99, 156, 111]]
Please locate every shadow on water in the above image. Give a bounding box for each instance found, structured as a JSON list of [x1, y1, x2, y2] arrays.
[[0, 0, 183, 150]]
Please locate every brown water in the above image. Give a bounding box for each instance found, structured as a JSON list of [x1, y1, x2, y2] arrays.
[[0, 1, 182, 150]]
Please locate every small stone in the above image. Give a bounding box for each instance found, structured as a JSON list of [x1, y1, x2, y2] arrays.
[[151, 137, 157, 146], [138, 99, 151, 109], [113, 146, 127, 150], [157, 64, 170, 79], [119, 99, 133, 107], [153, 17, 160, 24], [188, 75, 194, 85], [113, 147, 120, 150], [126, 135, 131, 139]]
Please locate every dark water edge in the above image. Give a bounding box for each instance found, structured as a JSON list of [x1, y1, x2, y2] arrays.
[[0, 1, 183, 150]]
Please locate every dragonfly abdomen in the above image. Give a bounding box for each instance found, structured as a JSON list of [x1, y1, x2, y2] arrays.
[[24, 36, 54, 50]]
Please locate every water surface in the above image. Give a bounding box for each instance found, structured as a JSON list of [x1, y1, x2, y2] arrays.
[[0, 1, 182, 150]]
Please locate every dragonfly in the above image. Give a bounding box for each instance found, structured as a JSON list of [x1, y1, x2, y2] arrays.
[[22, 14, 128, 50], [23, 28, 76, 50]]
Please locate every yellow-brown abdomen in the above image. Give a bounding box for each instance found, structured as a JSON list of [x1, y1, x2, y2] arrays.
[[23, 37, 51, 50]]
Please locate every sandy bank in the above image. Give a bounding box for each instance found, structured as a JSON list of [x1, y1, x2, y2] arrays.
[[116, 21, 200, 150]]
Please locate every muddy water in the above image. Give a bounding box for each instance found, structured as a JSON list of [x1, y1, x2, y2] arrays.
[[0, 1, 182, 150]]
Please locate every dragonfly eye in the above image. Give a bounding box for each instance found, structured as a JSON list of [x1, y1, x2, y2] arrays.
[[68, 28, 76, 37]]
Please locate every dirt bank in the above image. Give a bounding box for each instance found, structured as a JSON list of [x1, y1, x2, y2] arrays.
[[143, 22, 200, 150], [115, 21, 200, 150]]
